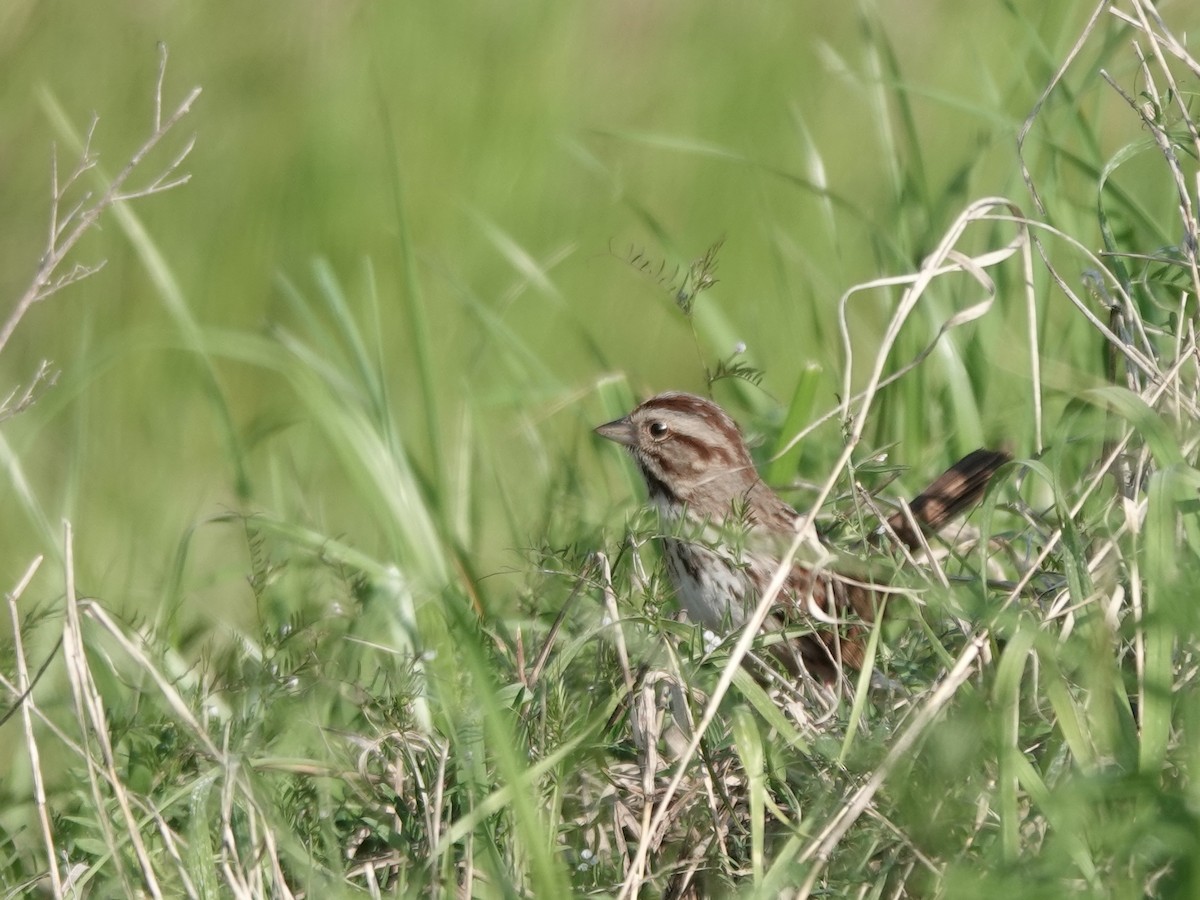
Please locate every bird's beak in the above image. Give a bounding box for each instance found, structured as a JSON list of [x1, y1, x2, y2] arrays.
[[595, 415, 637, 447]]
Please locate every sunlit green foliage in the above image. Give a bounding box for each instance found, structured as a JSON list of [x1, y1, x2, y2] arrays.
[[2, 1, 1200, 896]]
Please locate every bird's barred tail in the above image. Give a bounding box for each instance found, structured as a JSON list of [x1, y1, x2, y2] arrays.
[[885, 448, 1011, 549]]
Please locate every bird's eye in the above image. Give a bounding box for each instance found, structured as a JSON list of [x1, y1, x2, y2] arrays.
[[648, 421, 669, 439]]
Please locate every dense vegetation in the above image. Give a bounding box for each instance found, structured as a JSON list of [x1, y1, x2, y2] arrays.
[[2, 1, 1199, 896]]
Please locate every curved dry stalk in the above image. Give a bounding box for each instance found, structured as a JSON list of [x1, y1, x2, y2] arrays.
[[618, 196, 1029, 900], [770, 198, 1031, 460]]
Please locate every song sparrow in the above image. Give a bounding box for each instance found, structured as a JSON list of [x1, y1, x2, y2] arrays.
[[596, 391, 1008, 685]]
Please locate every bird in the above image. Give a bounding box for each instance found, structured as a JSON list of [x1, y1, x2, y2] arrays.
[[596, 391, 1009, 685]]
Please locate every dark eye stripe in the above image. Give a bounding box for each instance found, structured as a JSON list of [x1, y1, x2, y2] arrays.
[[659, 431, 738, 468]]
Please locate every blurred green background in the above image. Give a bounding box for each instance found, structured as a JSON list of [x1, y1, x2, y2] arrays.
[[0, 0, 1129, 636]]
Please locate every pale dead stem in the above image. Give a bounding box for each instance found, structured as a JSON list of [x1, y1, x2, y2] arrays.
[[334, 727, 449, 889], [770, 202, 1032, 461], [86, 601, 292, 898], [794, 633, 988, 896], [5, 557, 54, 896], [58, 522, 163, 898], [0, 45, 200, 420], [0, 50, 302, 894], [622, 1, 1200, 892], [619, 196, 1033, 898], [2, 576, 192, 897], [788, 1, 1200, 892], [0, 361, 59, 426], [3, 520, 307, 898], [1110, 0, 1200, 342]]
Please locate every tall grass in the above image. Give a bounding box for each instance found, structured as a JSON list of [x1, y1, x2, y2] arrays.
[[2, 0, 1200, 896]]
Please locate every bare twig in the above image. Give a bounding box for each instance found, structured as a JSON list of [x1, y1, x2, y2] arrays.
[[0, 361, 59, 423], [0, 44, 201, 359]]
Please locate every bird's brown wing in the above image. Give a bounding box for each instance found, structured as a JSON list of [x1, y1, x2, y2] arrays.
[[784, 448, 1010, 684]]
